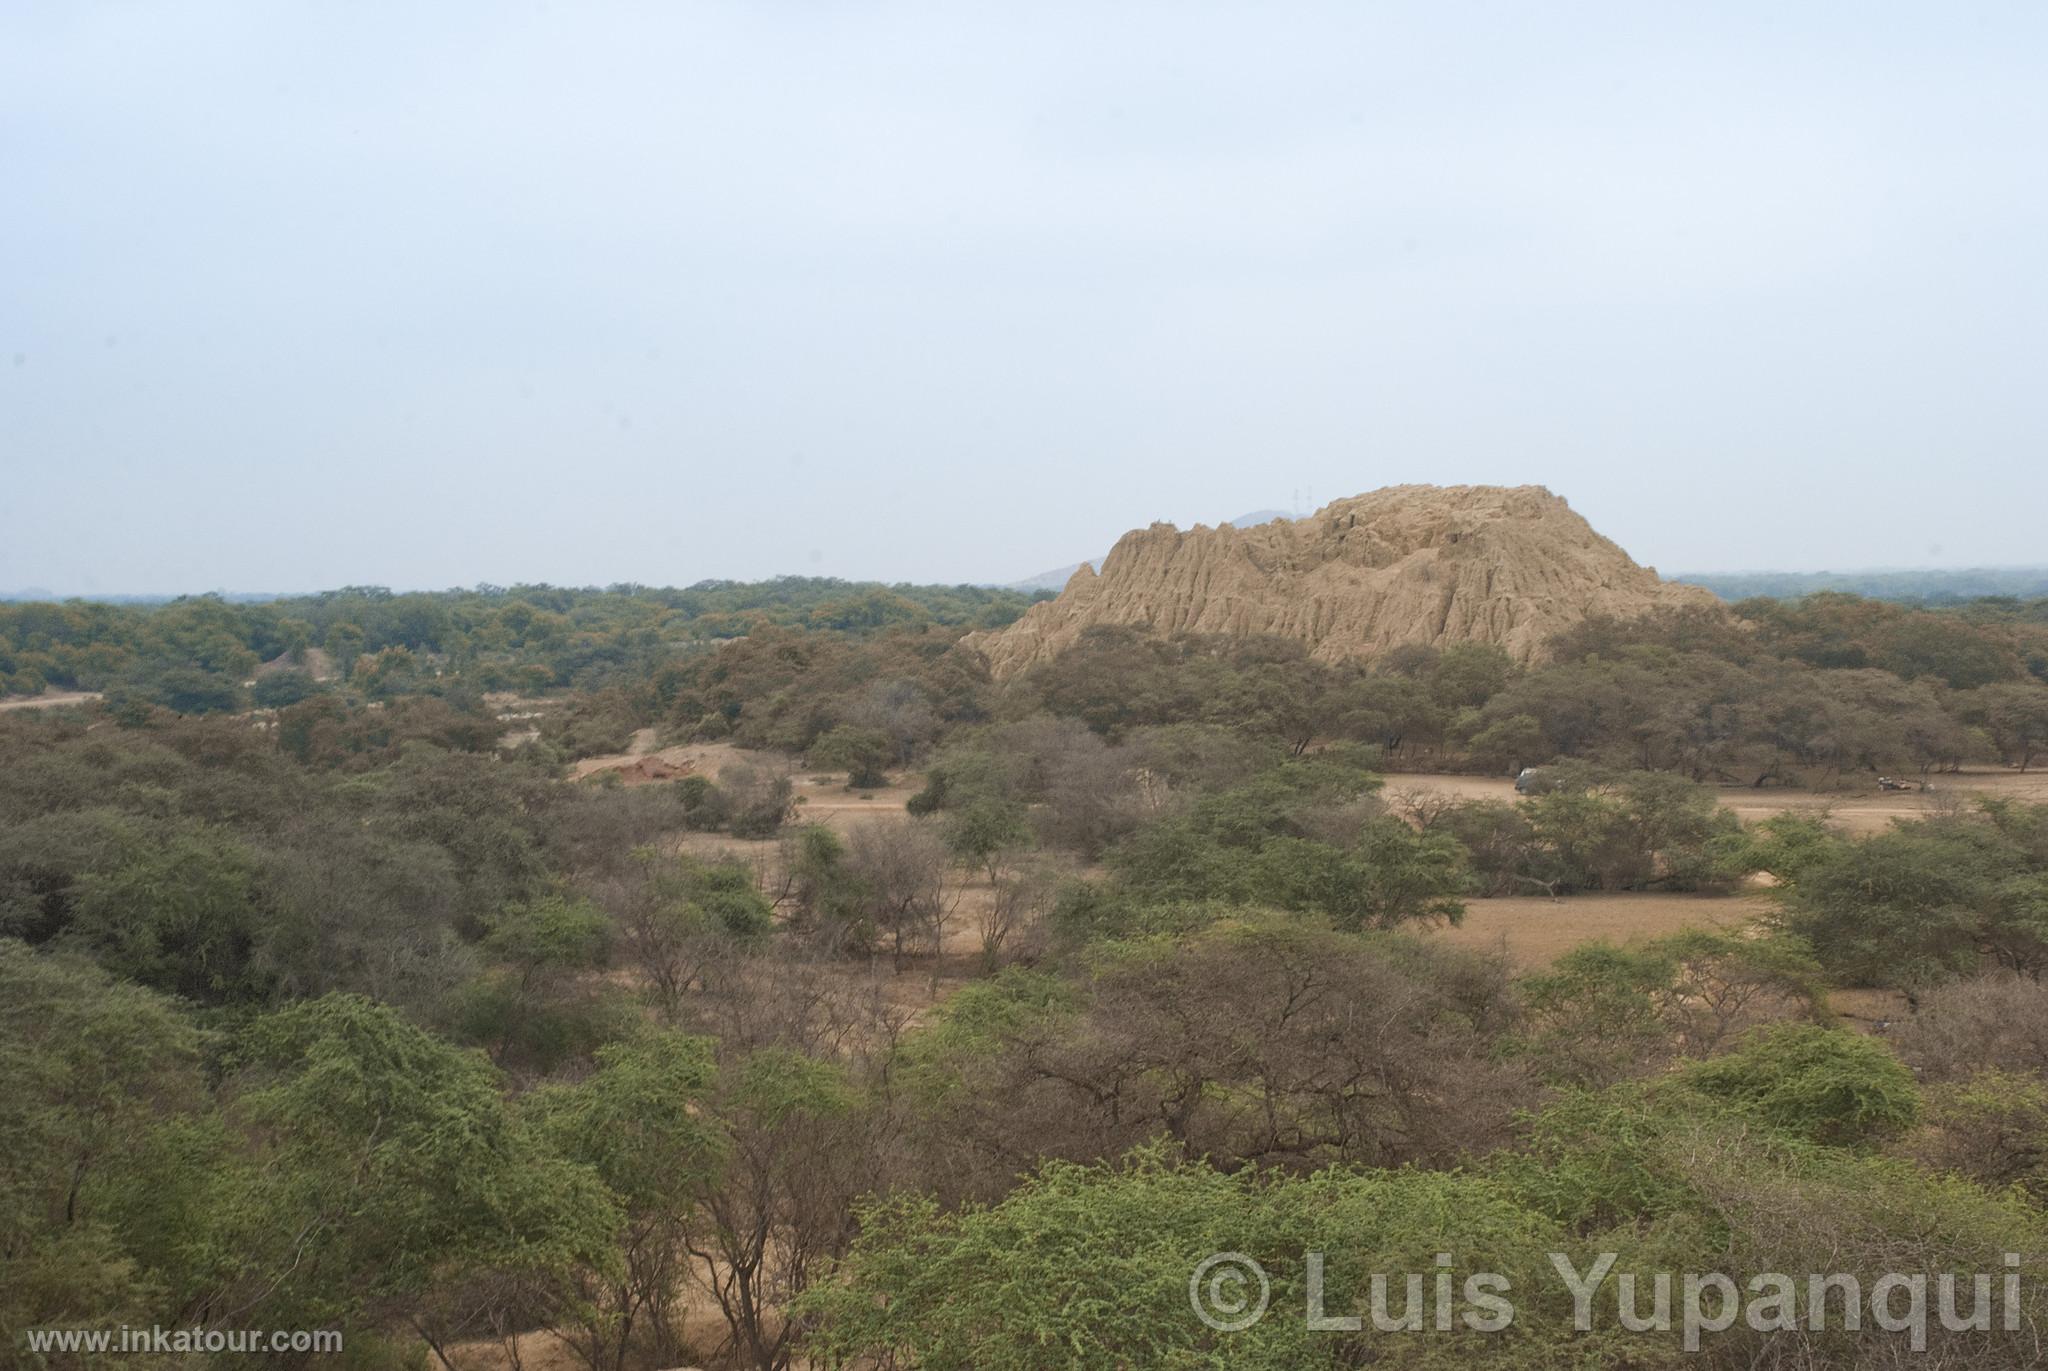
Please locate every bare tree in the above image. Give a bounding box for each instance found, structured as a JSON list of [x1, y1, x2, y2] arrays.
[[1895, 972, 2048, 1082], [904, 918, 1532, 1199], [677, 958, 912, 1371], [684, 1066, 879, 1371], [720, 760, 797, 837], [844, 817, 954, 964], [1025, 722, 1145, 857], [976, 851, 1065, 969], [844, 678, 941, 767]]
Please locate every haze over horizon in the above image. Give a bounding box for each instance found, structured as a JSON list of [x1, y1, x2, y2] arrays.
[[5, 3, 2045, 596]]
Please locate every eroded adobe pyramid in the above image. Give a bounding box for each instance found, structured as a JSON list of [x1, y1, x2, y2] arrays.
[[965, 484, 1720, 679]]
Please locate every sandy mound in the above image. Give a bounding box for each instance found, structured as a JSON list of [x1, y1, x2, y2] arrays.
[[964, 484, 1721, 678], [255, 646, 337, 681]]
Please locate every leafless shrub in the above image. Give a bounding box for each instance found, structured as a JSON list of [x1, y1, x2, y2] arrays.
[[977, 851, 1068, 969], [908, 920, 1533, 1200], [1382, 785, 1468, 831], [844, 818, 955, 963], [1894, 972, 2048, 1082], [720, 760, 797, 837]]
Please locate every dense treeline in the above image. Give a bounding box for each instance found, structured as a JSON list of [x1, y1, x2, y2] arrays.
[[11, 586, 2048, 1367], [1681, 567, 2048, 603], [0, 579, 1043, 705], [617, 593, 2048, 784], [11, 583, 2047, 783]]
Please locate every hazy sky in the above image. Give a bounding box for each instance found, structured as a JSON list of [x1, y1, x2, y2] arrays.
[[4, 2, 2045, 595]]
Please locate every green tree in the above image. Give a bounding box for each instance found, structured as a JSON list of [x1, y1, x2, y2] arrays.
[[455, 895, 622, 1072], [0, 942, 223, 1343], [1776, 816, 2016, 993], [140, 664, 244, 714], [1911, 1068, 2048, 1201], [940, 792, 1032, 883], [324, 621, 366, 679], [1683, 1023, 1920, 1147], [1250, 819, 1467, 931], [610, 851, 770, 1020], [221, 995, 618, 1364], [686, 1048, 867, 1371], [251, 667, 324, 709], [808, 725, 894, 789], [278, 616, 314, 662], [65, 818, 264, 1003], [526, 1031, 723, 1371], [1343, 816, 1467, 929], [1518, 929, 1826, 1085], [1968, 680, 2048, 772], [805, 1146, 1617, 1371]]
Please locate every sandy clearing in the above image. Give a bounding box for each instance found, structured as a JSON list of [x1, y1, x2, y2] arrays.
[[787, 770, 928, 831], [569, 735, 750, 782], [569, 734, 934, 829], [1828, 986, 1915, 1030], [1428, 891, 1771, 968], [613, 749, 2046, 988], [1384, 767, 2048, 836], [0, 689, 102, 712]]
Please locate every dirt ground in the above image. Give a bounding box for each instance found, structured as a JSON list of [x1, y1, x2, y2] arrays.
[[571, 732, 933, 832], [1389, 767, 2048, 966], [1428, 890, 1772, 968], [568, 753, 2048, 985], [0, 689, 102, 712], [444, 1331, 585, 1371], [447, 753, 1995, 1369], [570, 732, 757, 785], [444, 1274, 738, 1369], [630, 756, 2048, 982], [1384, 766, 2048, 836], [789, 770, 931, 830], [1828, 985, 1915, 1030]]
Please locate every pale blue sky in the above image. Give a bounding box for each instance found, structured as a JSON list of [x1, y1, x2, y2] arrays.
[[4, 2, 2044, 594]]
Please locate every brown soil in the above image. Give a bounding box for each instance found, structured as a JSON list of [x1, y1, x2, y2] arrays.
[[450, 746, 2017, 1371], [787, 767, 930, 831], [1428, 891, 1770, 968], [0, 689, 102, 712], [1385, 767, 2048, 837], [254, 646, 337, 680], [570, 734, 737, 784], [1828, 986, 1914, 1030]]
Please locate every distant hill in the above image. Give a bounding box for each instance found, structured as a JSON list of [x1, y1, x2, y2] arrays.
[[1005, 563, 1092, 594], [1675, 567, 2048, 603]]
